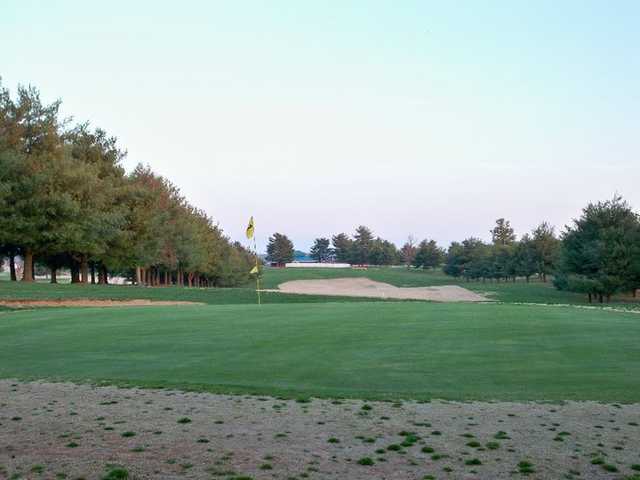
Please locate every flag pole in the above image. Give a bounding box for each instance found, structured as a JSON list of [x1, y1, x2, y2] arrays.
[[253, 235, 261, 306], [246, 216, 261, 306]]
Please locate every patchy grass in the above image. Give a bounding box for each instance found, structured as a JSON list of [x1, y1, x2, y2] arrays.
[[102, 467, 128, 480]]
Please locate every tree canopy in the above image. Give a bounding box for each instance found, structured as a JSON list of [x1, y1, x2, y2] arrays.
[[554, 196, 640, 302], [266, 233, 295, 264], [310, 238, 332, 263], [0, 80, 253, 286]]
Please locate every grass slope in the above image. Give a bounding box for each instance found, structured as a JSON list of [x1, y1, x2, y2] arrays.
[[1, 302, 639, 401]]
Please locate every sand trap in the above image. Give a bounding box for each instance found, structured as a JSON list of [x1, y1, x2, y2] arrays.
[[275, 277, 488, 302], [0, 299, 203, 308]]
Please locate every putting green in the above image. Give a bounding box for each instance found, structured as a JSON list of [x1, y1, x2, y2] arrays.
[[1, 302, 639, 401]]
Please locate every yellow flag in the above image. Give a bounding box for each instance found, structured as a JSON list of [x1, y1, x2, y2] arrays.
[[250, 265, 259, 275], [246, 216, 255, 239]]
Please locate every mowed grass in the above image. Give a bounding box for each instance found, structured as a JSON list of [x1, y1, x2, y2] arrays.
[[261, 267, 639, 306], [1, 302, 639, 401], [2, 268, 638, 307], [0, 279, 387, 305]]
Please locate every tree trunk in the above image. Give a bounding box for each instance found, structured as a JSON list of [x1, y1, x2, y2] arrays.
[[542, 273, 547, 283], [588, 293, 592, 303], [80, 256, 89, 284], [90, 264, 96, 284], [22, 248, 34, 282], [50, 268, 57, 284], [9, 255, 16, 281], [101, 265, 109, 284], [188, 273, 193, 287], [598, 294, 604, 303], [135, 266, 142, 286], [164, 271, 169, 286], [70, 263, 80, 283]]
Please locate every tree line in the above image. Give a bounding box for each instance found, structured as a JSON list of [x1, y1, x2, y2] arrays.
[[266, 197, 640, 303], [442, 219, 559, 283], [0, 82, 254, 286]]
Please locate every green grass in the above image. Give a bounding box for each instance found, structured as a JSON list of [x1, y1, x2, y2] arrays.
[[1, 302, 639, 401], [2, 267, 638, 307], [0, 279, 386, 305], [260, 267, 639, 306]]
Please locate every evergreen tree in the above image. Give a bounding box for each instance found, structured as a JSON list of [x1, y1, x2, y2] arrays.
[[266, 233, 295, 264], [352, 225, 373, 265], [310, 238, 332, 263], [513, 234, 537, 282], [531, 222, 560, 282], [331, 233, 353, 263], [443, 242, 464, 277], [556, 196, 640, 302], [413, 239, 444, 269], [491, 218, 516, 245]]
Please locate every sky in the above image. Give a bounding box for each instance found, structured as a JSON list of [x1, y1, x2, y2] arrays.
[[2, 1, 639, 251]]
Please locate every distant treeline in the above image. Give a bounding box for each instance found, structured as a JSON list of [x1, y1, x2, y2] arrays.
[[269, 197, 640, 303], [0, 82, 254, 287]]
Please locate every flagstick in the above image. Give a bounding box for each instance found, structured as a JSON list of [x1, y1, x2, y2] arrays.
[[253, 235, 261, 306]]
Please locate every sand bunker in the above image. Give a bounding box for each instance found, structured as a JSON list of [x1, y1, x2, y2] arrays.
[[275, 277, 488, 302], [0, 299, 203, 308]]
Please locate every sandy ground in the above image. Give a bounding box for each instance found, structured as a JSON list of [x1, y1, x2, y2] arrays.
[[2, 381, 639, 479], [0, 300, 203, 308], [273, 278, 488, 302]]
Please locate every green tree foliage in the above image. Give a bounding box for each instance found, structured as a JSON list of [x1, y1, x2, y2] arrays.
[[330, 228, 399, 266], [331, 233, 353, 263], [352, 225, 374, 265], [413, 239, 444, 269], [369, 238, 399, 266], [266, 233, 295, 264], [555, 196, 640, 302], [531, 222, 560, 282], [491, 218, 516, 245], [0, 82, 70, 281], [310, 237, 332, 262], [513, 234, 537, 281], [0, 80, 253, 287], [443, 220, 562, 284]]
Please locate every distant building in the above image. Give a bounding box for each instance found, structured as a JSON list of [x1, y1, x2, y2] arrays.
[[285, 262, 350, 268]]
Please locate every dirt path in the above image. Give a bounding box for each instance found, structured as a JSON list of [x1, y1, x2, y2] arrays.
[[2, 380, 639, 479], [273, 277, 488, 302], [0, 299, 203, 308]]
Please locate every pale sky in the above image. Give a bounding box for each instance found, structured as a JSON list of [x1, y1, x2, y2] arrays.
[[2, 1, 639, 251]]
